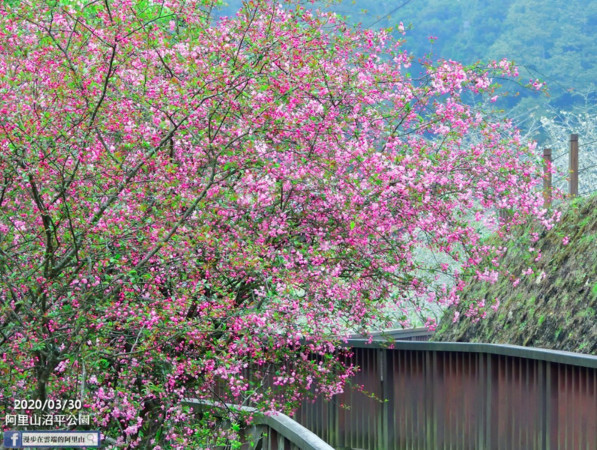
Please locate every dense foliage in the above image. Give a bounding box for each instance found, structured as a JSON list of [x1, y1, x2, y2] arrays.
[[0, 0, 554, 447]]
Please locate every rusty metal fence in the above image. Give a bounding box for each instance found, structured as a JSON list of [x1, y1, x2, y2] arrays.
[[294, 341, 597, 450]]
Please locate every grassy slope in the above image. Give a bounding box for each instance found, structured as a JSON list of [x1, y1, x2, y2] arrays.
[[433, 195, 597, 355]]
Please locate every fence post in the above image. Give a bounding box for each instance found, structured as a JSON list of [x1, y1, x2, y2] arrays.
[[379, 349, 389, 450], [543, 148, 552, 207], [569, 134, 578, 197]]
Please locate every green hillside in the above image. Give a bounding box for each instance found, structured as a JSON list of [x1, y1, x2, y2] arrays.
[[434, 194, 597, 354], [219, 0, 597, 117], [331, 0, 597, 115]]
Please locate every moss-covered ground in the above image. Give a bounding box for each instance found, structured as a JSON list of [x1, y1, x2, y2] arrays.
[[433, 194, 597, 355]]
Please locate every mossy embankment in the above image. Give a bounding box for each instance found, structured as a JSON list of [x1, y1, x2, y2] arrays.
[[434, 195, 597, 355]]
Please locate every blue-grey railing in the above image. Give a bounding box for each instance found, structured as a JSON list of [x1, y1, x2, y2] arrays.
[[182, 399, 334, 450]]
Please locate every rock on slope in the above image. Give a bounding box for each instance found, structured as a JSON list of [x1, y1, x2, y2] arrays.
[[433, 195, 597, 355]]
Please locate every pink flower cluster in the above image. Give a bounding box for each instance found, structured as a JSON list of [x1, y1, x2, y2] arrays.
[[0, 0, 557, 447]]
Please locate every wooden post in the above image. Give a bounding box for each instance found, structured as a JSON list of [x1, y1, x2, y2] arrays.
[[543, 148, 552, 207], [569, 134, 578, 197]]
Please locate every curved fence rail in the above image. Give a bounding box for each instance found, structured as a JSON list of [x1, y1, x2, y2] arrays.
[[182, 399, 334, 450], [295, 340, 597, 449], [347, 327, 433, 342]]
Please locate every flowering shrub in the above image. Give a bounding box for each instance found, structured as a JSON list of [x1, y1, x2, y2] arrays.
[[0, 0, 554, 447]]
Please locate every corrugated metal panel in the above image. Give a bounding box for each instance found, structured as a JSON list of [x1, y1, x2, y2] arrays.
[[295, 344, 597, 449]]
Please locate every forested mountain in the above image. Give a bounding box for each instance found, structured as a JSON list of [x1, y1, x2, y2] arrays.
[[221, 0, 597, 117], [328, 0, 597, 114]]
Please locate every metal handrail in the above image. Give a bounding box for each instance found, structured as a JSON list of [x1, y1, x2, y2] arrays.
[[347, 327, 433, 341], [345, 338, 597, 368], [182, 398, 334, 450]]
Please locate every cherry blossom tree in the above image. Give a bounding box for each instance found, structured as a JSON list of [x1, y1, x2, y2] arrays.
[[0, 0, 554, 447]]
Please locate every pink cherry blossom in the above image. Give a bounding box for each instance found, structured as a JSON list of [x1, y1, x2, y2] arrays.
[[0, 0, 558, 447]]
